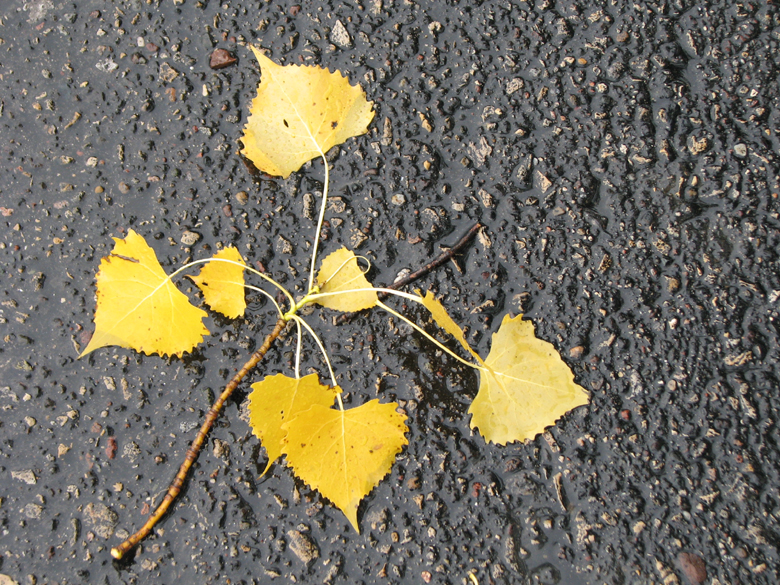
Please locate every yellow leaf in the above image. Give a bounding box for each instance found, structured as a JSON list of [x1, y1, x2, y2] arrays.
[[240, 47, 375, 178], [282, 400, 408, 532], [189, 247, 247, 319], [247, 373, 339, 475], [314, 248, 377, 312], [80, 230, 209, 358], [418, 290, 484, 365], [469, 314, 588, 445]]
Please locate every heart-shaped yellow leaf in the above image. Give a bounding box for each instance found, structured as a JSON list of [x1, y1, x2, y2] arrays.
[[247, 373, 340, 475], [189, 247, 247, 319], [240, 47, 375, 178], [418, 290, 484, 365], [282, 399, 408, 532], [80, 230, 209, 358], [469, 314, 589, 445], [314, 247, 377, 312]]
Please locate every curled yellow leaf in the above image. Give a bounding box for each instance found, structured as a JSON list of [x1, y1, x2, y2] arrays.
[[80, 230, 209, 358], [282, 399, 408, 532], [314, 248, 377, 312], [189, 247, 247, 319], [240, 47, 375, 178], [247, 373, 339, 475], [418, 290, 484, 365], [469, 314, 589, 445]]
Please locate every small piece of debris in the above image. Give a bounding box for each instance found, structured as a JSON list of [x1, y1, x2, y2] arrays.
[[23, 503, 43, 520], [678, 552, 707, 585], [117, 182, 130, 194], [122, 441, 141, 461], [212, 438, 230, 462], [83, 502, 118, 539], [159, 62, 179, 83], [535, 170, 553, 194], [687, 134, 710, 156], [287, 529, 320, 564], [468, 136, 493, 167], [350, 229, 368, 249], [181, 231, 201, 246], [506, 78, 524, 95], [276, 235, 294, 255], [209, 48, 237, 70], [330, 20, 352, 48], [95, 58, 118, 73], [12, 470, 37, 485], [478, 188, 495, 208]]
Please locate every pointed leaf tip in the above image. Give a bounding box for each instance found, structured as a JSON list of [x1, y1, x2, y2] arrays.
[[80, 230, 209, 358], [282, 399, 408, 532], [418, 290, 484, 365]]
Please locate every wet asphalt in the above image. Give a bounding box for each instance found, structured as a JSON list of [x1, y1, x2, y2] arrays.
[[1, 0, 779, 583]]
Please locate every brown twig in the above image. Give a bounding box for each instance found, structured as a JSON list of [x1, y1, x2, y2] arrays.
[[111, 318, 289, 560], [336, 222, 483, 324]]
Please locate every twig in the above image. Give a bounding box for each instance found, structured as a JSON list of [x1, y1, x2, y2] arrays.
[[384, 222, 483, 294], [336, 222, 483, 324], [111, 318, 289, 560]]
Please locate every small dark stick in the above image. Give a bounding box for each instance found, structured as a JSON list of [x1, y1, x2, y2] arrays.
[[111, 318, 289, 560], [383, 222, 483, 294], [336, 222, 483, 325]]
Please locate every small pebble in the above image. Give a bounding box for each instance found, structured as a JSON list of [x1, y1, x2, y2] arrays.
[[391, 193, 406, 206], [733, 143, 747, 157], [118, 182, 130, 194], [94, 186, 104, 194], [83, 503, 118, 539], [181, 231, 201, 246], [235, 191, 248, 205], [330, 20, 352, 48], [209, 48, 237, 70], [287, 529, 319, 564], [678, 552, 707, 584]]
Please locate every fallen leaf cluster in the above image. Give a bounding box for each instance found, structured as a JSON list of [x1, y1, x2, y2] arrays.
[[80, 48, 589, 543]]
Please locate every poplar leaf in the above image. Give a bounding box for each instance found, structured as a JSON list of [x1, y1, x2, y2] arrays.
[[314, 247, 377, 312], [469, 314, 589, 445], [80, 230, 209, 358], [282, 400, 408, 532], [418, 290, 484, 365], [189, 247, 247, 319], [247, 373, 340, 475], [240, 46, 375, 178]]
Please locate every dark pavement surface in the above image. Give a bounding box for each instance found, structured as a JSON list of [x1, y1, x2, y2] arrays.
[[1, 0, 779, 583]]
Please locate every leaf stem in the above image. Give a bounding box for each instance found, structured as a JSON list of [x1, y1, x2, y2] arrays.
[[306, 153, 330, 294], [293, 317, 303, 379], [110, 318, 289, 561], [375, 300, 487, 373], [304, 287, 423, 306], [288, 314, 337, 387]]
